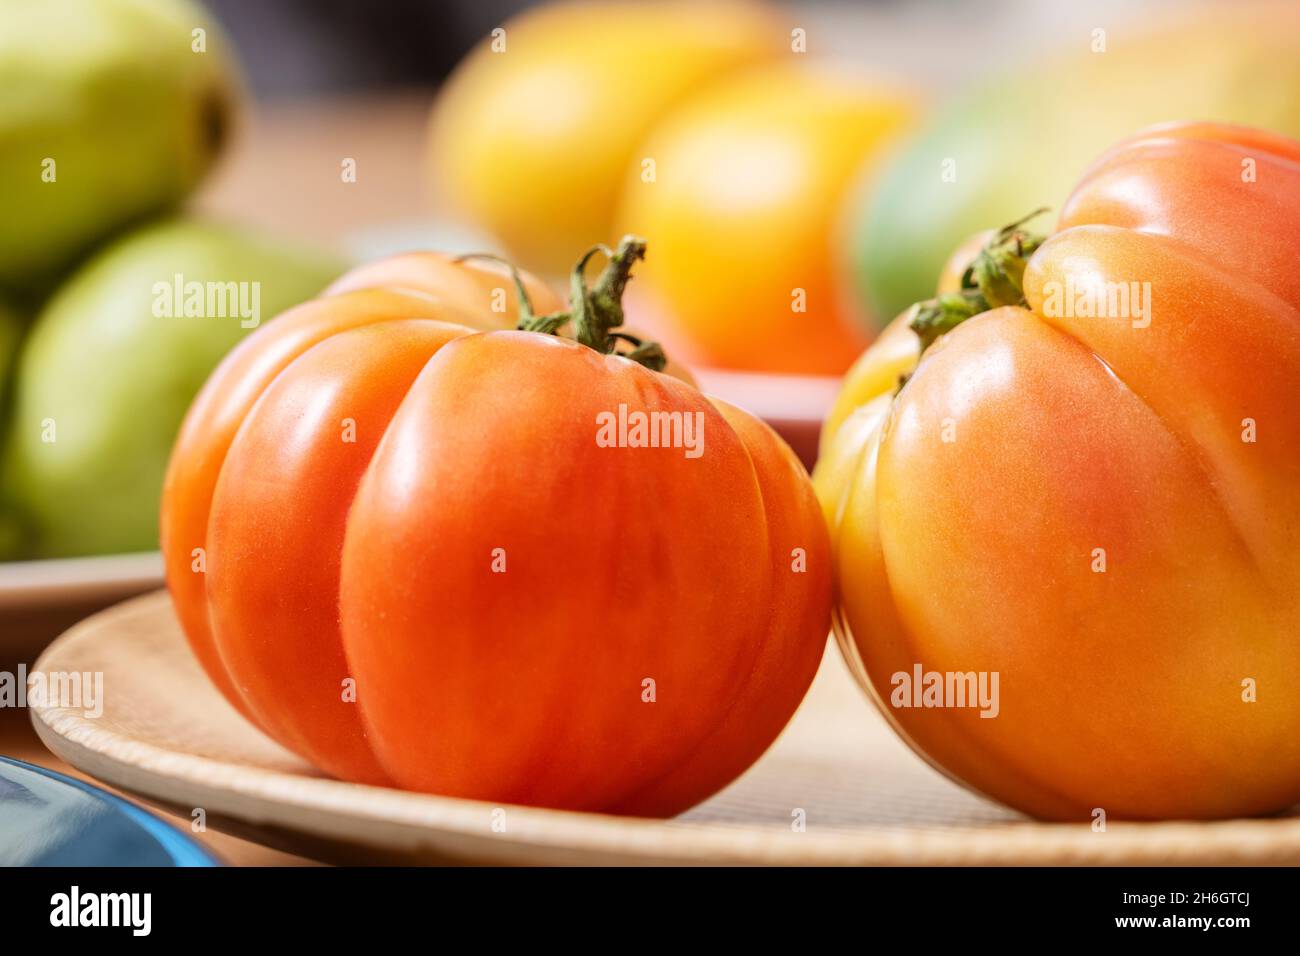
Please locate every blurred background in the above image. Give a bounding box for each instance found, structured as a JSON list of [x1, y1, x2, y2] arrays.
[[5, 0, 1297, 568], [5, 0, 1294, 567], [197, 0, 1190, 240], [208, 0, 1183, 94], [4, 0, 1297, 567]]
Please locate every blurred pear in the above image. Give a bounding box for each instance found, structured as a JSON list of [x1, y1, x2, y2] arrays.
[[0, 0, 240, 298], [0, 300, 22, 559], [0, 297, 19, 401], [3, 219, 344, 558]]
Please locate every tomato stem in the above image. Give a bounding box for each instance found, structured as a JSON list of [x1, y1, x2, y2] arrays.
[[451, 252, 534, 319], [909, 208, 1049, 355], [455, 238, 664, 371]]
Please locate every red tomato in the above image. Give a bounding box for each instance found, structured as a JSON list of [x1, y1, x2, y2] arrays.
[[161, 241, 830, 815]]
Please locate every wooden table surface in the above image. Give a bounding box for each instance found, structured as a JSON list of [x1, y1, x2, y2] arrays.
[[196, 91, 440, 247]]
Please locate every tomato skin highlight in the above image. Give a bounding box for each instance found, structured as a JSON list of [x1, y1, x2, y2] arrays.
[[817, 123, 1300, 821], [207, 320, 473, 784], [161, 287, 482, 718], [162, 253, 831, 815], [162, 253, 543, 717]]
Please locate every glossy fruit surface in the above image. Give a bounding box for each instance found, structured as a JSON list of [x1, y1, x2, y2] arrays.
[[428, 0, 779, 276], [619, 61, 915, 374], [162, 243, 830, 815], [851, 1, 1300, 325], [816, 122, 1300, 821]]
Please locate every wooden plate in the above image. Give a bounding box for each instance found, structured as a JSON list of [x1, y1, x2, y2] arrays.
[[29, 591, 1300, 865], [0, 552, 162, 611]]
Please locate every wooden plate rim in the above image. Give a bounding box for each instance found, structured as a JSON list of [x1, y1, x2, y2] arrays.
[[0, 552, 163, 609], [28, 592, 1300, 866]]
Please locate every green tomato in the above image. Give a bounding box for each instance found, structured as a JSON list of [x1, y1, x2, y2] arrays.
[[850, 3, 1300, 325], [3, 219, 345, 558]]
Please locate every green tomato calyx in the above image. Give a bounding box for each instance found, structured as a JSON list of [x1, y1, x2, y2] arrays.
[[909, 208, 1049, 354], [456, 236, 666, 373]]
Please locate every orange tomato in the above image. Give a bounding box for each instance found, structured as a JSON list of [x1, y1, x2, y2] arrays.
[[617, 61, 916, 374], [161, 240, 830, 815], [815, 123, 1300, 820]]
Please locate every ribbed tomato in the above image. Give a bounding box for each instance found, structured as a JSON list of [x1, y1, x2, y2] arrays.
[[161, 239, 830, 815], [816, 123, 1300, 820]]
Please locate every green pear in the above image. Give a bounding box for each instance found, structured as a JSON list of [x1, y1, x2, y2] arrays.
[[0, 300, 25, 560], [3, 218, 346, 558], [0, 297, 19, 401], [0, 0, 240, 298]]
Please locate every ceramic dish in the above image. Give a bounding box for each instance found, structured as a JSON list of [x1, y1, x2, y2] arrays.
[[0, 754, 217, 866]]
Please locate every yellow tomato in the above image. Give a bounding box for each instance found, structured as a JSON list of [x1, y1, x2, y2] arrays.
[[616, 61, 916, 374], [428, 0, 781, 276]]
